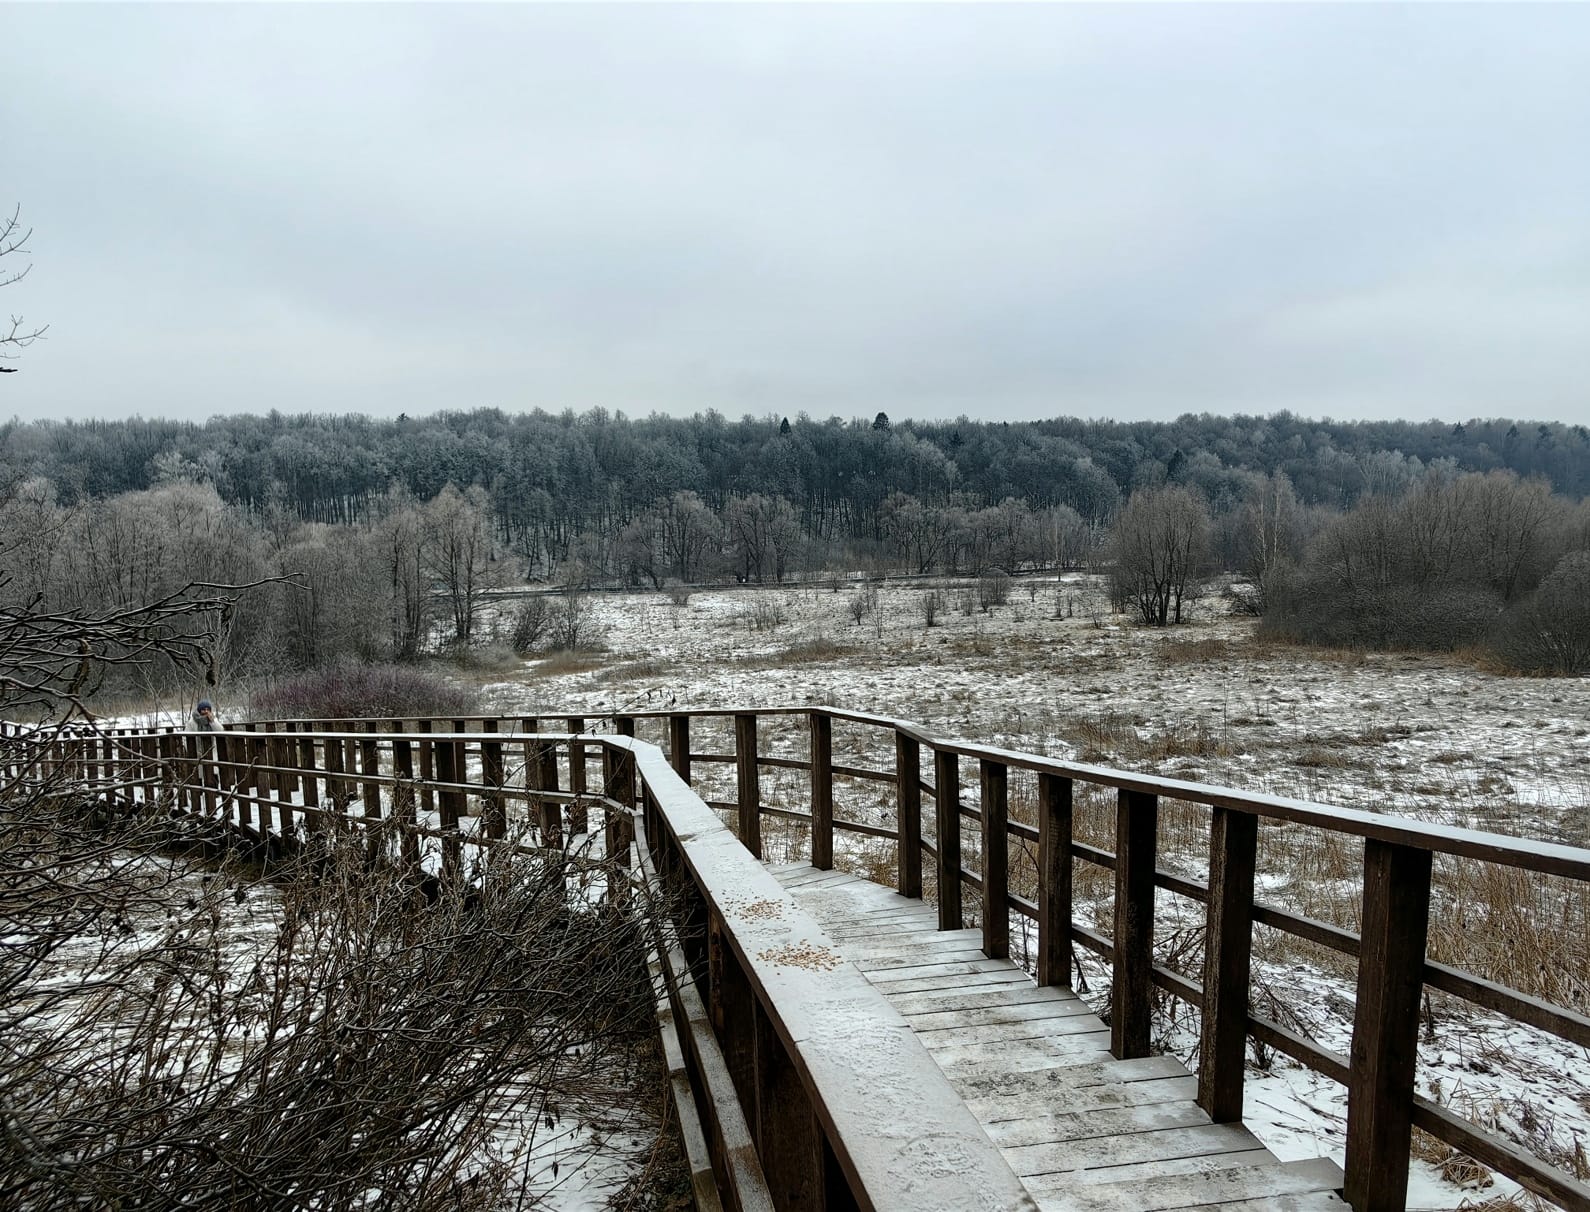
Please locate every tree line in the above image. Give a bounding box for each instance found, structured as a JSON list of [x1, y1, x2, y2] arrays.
[[3, 408, 1587, 562], [3, 409, 1589, 693]]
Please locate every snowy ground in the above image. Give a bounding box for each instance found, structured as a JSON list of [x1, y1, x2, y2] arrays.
[[475, 576, 1590, 1210]]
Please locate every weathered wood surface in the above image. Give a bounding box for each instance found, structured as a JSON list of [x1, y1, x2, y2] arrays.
[[770, 863, 1348, 1212]]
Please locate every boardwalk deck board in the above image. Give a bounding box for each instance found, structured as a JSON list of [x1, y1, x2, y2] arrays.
[[771, 865, 1347, 1212]]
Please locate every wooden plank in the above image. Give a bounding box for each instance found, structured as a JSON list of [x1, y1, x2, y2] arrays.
[[1027, 1156, 1343, 1208], [952, 1054, 1188, 1099], [965, 1075, 1198, 1122], [982, 1100, 1212, 1148], [1005, 1121, 1264, 1178], [1038, 772, 1073, 988], [900, 994, 1098, 1031], [1343, 840, 1431, 1212], [809, 711, 833, 870], [1178, 1195, 1348, 1212], [981, 757, 1010, 960], [1200, 806, 1257, 1123], [935, 748, 963, 930], [1055, 1147, 1272, 1189], [896, 729, 922, 898], [1113, 789, 1158, 1059], [912, 1012, 1113, 1051], [888, 982, 1068, 1017], [735, 712, 761, 858], [869, 965, 1033, 996]]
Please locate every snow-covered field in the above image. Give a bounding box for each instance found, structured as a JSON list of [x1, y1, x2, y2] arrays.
[[477, 577, 1590, 1210]]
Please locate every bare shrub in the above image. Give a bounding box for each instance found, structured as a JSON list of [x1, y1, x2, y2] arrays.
[[508, 595, 553, 654], [0, 800, 668, 1209], [550, 590, 605, 652], [743, 597, 788, 633], [977, 570, 1011, 612], [955, 586, 977, 616], [250, 664, 474, 721], [847, 585, 878, 625], [920, 588, 945, 627], [663, 581, 692, 607], [1487, 551, 1590, 675]]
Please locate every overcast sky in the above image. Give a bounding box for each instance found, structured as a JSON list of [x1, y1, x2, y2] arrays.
[[4, 3, 1588, 427]]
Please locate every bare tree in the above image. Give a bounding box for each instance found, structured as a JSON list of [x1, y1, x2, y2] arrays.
[[1232, 471, 1303, 615], [0, 205, 47, 373], [658, 490, 721, 584], [424, 484, 502, 645], [725, 493, 802, 584], [1109, 485, 1212, 626]]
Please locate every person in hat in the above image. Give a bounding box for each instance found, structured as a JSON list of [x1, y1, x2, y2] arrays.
[[192, 698, 223, 756]]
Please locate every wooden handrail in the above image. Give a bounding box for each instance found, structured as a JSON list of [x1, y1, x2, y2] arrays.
[[612, 705, 1590, 1212]]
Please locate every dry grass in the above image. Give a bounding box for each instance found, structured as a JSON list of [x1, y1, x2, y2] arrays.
[[1412, 1128, 1496, 1192], [530, 650, 607, 677], [1154, 636, 1242, 665], [765, 637, 861, 665], [599, 657, 674, 684], [1066, 711, 1240, 764]]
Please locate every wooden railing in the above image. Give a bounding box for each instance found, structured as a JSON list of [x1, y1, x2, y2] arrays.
[[571, 705, 1590, 1212], [11, 708, 1589, 1211], [2, 716, 1038, 1212]]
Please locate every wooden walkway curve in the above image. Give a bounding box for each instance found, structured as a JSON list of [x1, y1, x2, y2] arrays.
[[12, 706, 1590, 1212], [772, 862, 1347, 1212]]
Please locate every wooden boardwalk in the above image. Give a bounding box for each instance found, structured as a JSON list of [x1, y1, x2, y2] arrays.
[[771, 862, 1348, 1212]]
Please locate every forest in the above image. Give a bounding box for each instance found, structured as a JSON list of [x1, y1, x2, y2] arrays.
[[2, 407, 1588, 691]]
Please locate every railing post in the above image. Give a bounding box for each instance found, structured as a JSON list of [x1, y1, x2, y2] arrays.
[[436, 730, 464, 885], [934, 749, 963, 931], [1344, 840, 1432, 1212], [527, 720, 562, 848], [1199, 806, 1258, 1123], [1112, 788, 1158, 1059], [481, 719, 505, 841], [181, 731, 200, 815], [754, 995, 826, 1207], [809, 711, 833, 871], [241, 734, 264, 833], [896, 729, 922, 898], [1037, 773, 1073, 987], [980, 758, 1009, 960], [322, 728, 347, 814], [566, 715, 588, 834], [669, 713, 691, 783], [273, 721, 299, 803], [390, 733, 419, 875], [292, 730, 316, 835], [735, 712, 761, 859], [416, 718, 436, 820], [708, 908, 758, 1123], [360, 722, 383, 823], [604, 741, 636, 906]]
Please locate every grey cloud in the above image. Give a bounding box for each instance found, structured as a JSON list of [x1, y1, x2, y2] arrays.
[[4, 3, 1589, 424]]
